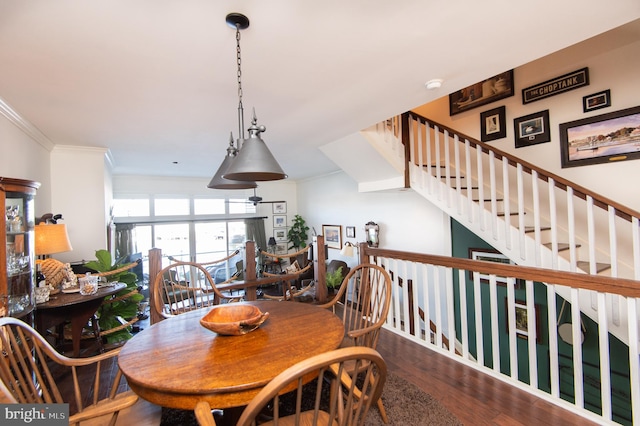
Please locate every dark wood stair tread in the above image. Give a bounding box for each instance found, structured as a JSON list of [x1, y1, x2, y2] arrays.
[[524, 226, 552, 233], [543, 242, 581, 251], [576, 261, 611, 273]]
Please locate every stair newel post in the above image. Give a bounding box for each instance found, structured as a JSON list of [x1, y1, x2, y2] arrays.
[[313, 235, 327, 303], [148, 248, 163, 325], [244, 240, 258, 300]]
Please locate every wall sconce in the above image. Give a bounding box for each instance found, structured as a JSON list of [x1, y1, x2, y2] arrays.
[[365, 221, 379, 248]]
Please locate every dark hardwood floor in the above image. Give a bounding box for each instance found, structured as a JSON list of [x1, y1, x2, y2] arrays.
[[376, 329, 596, 426], [56, 316, 596, 425]]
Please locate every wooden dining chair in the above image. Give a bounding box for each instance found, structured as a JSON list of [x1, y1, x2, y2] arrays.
[[317, 263, 392, 423], [193, 347, 386, 426], [0, 317, 139, 426], [152, 261, 241, 320]]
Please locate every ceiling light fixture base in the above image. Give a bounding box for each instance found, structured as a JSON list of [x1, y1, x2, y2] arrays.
[[225, 13, 249, 30]]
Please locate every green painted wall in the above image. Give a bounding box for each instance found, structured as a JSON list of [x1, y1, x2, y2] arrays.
[[450, 218, 632, 424]]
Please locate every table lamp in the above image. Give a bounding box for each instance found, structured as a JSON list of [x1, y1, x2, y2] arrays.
[[267, 237, 277, 254], [35, 223, 73, 258]]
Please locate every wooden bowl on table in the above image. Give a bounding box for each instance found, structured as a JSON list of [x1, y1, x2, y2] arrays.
[[200, 304, 269, 335]]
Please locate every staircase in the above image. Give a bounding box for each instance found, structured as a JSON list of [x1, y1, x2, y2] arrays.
[[357, 112, 640, 344]]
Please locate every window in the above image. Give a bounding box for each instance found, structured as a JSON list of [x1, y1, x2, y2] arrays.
[[112, 199, 149, 217], [154, 198, 189, 216], [194, 199, 225, 215]]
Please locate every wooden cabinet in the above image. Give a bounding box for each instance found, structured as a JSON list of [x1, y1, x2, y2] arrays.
[[0, 177, 40, 319]]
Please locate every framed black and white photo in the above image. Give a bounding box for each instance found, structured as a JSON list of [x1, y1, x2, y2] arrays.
[[346, 226, 356, 238], [480, 106, 506, 142], [513, 110, 550, 148], [582, 89, 611, 113]]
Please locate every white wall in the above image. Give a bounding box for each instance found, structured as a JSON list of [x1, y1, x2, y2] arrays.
[[296, 171, 450, 269], [50, 146, 111, 264], [0, 113, 52, 214], [414, 28, 640, 212]]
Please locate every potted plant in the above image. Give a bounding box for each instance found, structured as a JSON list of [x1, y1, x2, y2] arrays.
[[84, 250, 144, 345], [325, 266, 343, 293], [287, 214, 309, 251]]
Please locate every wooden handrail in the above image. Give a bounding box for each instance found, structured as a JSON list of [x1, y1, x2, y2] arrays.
[[363, 245, 640, 298], [407, 111, 640, 222]]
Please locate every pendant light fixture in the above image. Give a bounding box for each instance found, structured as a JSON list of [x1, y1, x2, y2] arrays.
[[221, 12, 287, 182], [207, 133, 257, 189]]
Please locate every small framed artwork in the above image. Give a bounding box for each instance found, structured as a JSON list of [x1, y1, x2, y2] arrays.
[[275, 243, 288, 255], [480, 106, 506, 142], [506, 299, 541, 343], [273, 214, 287, 228], [272, 202, 287, 214], [322, 224, 342, 250], [273, 228, 287, 242], [513, 110, 550, 148], [560, 105, 640, 168], [449, 70, 514, 116], [346, 226, 356, 238], [582, 89, 611, 113], [468, 248, 516, 286]]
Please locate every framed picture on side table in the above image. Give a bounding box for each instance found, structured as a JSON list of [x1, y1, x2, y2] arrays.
[[322, 224, 342, 250]]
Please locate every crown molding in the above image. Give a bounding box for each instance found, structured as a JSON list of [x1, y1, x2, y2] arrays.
[[0, 96, 55, 151]]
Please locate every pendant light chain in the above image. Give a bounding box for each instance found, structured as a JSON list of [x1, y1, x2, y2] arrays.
[[236, 24, 245, 142]]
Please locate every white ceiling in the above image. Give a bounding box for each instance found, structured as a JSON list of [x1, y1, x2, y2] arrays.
[[1, 1, 639, 181]]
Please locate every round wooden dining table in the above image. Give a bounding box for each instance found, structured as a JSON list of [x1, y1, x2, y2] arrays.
[[118, 300, 345, 411]]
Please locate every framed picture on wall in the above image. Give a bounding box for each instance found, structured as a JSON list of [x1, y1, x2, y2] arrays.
[[322, 224, 342, 250], [480, 106, 506, 142], [449, 70, 514, 116], [273, 215, 287, 228], [513, 110, 550, 148], [272, 202, 287, 214], [468, 248, 520, 288], [273, 228, 288, 242], [505, 299, 541, 343], [346, 226, 356, 238], [582, 89, 611, 113], [560, 105, 640, 168]]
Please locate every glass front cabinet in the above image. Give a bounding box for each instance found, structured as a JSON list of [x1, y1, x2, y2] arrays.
[[0, 177, 40, 320]]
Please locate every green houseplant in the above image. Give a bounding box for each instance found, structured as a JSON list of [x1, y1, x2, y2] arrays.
[[287, 214, 309, 251], [325, 266, 343, 291], [84, 249, 144, 344]]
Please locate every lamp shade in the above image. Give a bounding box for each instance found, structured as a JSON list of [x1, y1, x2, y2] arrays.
[[208, 135, 257, 190], [223, 119, 287, 182], [340, 242, 355, 257], [208, 155, 257, 190], [268, 237, 277, 247], [35, 223, 73, 255]]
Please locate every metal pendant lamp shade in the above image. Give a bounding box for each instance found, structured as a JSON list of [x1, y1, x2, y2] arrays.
[[209, 12, 287, 186], [208, 135, 257, 189], [223, 117, 287, 182]]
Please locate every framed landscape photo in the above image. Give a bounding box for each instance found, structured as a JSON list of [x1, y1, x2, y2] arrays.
[[449, 70, 514, 116], [560, 105, 640, 168], [480, 106, 506, 142], [322, 224, 342, 250], [272, 202, 287, 214], [513, 110, 550, 148], [273, 228, 287, 242], [273, 214, 287, 228], [582, 89, 611, 113]]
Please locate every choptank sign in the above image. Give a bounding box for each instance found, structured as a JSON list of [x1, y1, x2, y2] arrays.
[[522, 67, 589, 104], [1, 404, 68, 425]]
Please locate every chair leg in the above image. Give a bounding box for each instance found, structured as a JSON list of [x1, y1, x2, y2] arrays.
[[377, 397, 389, 424]]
